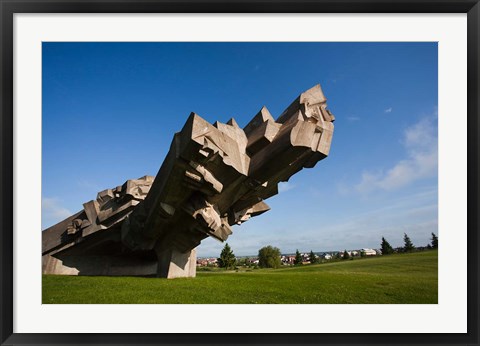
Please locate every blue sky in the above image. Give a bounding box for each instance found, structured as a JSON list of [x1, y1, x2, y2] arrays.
[[42, 42, 438, 257]]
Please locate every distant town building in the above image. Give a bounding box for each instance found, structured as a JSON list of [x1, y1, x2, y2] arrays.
[[322, 253, 333, 260], [196, 257, 218, 267], [361, 248, 378, 256]]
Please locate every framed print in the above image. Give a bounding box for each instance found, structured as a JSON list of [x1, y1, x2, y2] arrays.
[[1, 1, 479, 345]]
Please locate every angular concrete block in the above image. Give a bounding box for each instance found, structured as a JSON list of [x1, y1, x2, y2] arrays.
[[42, 84, 335, 278]]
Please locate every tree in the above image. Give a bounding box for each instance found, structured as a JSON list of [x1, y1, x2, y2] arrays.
[[403, 233, 415, 252], [360, 250, 366, 258], [309, 250, 317, 264], [258, 245, 282, 268], [381, 237, 394, 255], [342, 250, 350, 260], [238, 257, 249, 266], [218, 243, 236, 269], [294, 249, 303, 265], [431, 232, 438, 249]]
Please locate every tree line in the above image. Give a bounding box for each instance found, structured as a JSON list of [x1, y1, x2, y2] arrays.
[[381, 232, 438, 255], [216, 233, 438, 270]]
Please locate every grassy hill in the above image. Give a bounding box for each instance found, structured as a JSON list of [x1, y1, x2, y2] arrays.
[[42, 250, 437, 304]]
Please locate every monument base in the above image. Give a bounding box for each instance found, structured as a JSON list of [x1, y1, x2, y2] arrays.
[[42, 248, 197, 278], [156, 248, 197, 279]]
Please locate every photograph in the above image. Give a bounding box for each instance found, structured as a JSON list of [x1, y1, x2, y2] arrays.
[[2, 2, 478, 344], [41, 42, 439, 304]]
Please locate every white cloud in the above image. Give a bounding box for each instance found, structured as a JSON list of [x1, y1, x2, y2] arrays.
[[42, 197, 72, 228], [196, 186, 438, 256], [384, 107, 393, 113], [278, 182, 295, 193], [198, 204, 437, 256], [355, 116, 437, 193], [276, 189, 438, 252]]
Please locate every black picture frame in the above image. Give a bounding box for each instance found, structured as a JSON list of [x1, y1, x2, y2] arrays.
[[1, 1, 479, 345]]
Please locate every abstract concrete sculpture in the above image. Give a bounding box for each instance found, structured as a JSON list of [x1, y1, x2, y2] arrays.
[[42, 84, 335, 278]]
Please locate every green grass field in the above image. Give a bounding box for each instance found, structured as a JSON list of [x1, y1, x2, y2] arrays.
[[42, 250, 437, 304]]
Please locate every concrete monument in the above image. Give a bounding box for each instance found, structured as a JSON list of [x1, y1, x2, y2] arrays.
[[42, 84, 335, 278]]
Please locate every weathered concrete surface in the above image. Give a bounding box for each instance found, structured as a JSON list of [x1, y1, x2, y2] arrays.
[[156, 248, 196, 279], [42, 84, 335, 278], [42, 254, 158, 276]]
